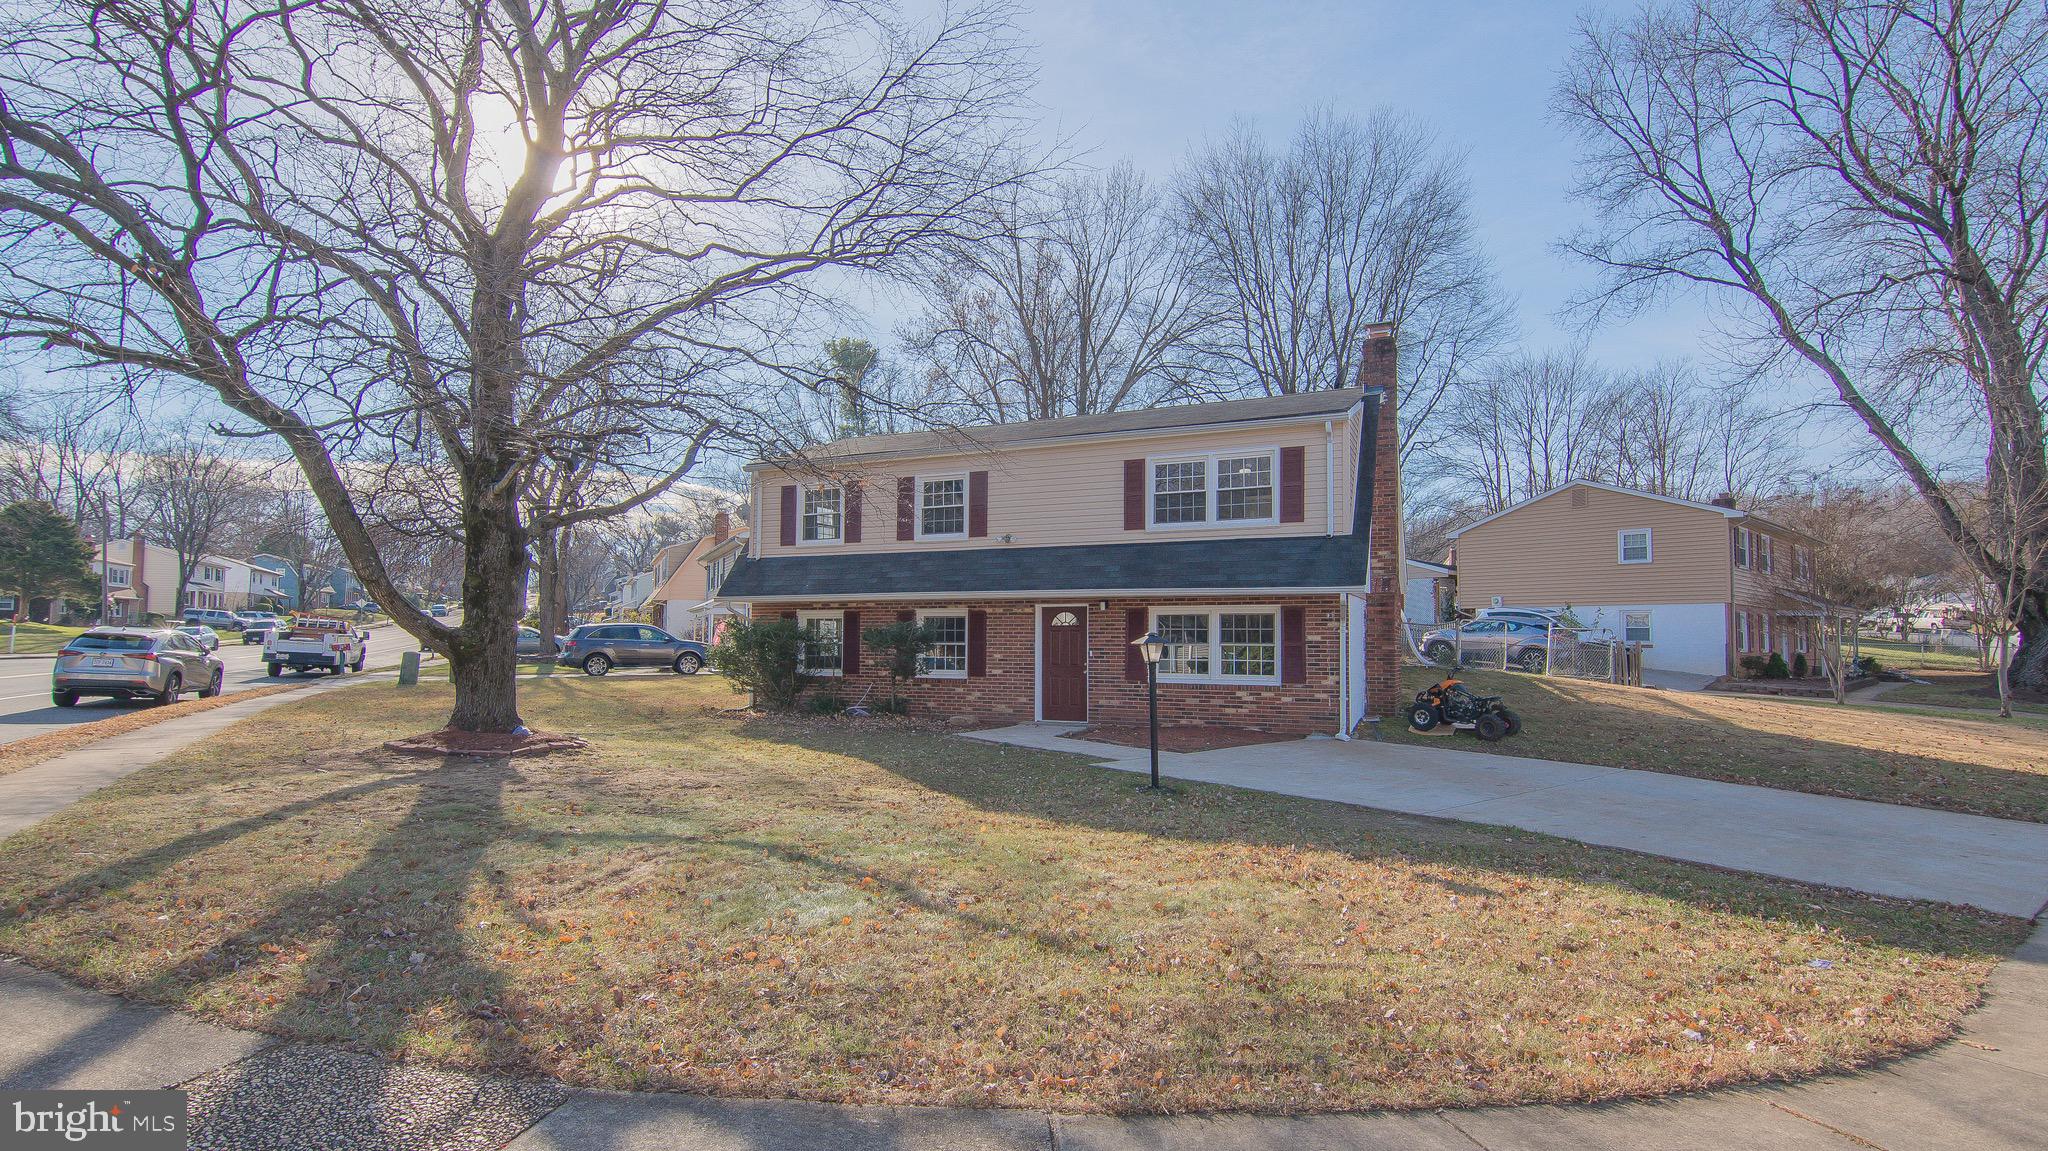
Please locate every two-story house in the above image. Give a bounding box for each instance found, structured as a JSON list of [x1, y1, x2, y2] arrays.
[[650, 512, 748, 640], [1445, 480, 1823, 676], [714, 328, 1405, 735]]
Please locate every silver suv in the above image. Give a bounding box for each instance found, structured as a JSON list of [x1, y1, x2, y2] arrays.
[[53, 627, 226, 707]]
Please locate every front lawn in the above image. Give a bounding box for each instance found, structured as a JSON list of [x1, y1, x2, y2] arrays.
[[1875, 669, 2048, 717], [0, 678, 2022, 1114], [3, 621, 86, 655], [1385, 668, 2048, 823], [1853, 636, 1987, 672]]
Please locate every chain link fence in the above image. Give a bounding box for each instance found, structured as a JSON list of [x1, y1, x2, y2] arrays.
[[1407, 620, 1644, 685]]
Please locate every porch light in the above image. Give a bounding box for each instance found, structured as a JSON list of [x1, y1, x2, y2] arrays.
[[1132, 630, 1167, 666], [1131, 631, 1168, 790]]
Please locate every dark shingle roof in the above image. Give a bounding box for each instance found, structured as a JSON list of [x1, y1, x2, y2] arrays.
[[765, 389, 1370, 467], [715, 534, 1371, 600]]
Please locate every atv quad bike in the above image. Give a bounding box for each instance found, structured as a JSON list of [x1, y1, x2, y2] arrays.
[[1408, 677, 1523, 742]]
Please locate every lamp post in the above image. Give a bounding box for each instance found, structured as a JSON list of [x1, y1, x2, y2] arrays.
[[1131, 630, 1167, 789]]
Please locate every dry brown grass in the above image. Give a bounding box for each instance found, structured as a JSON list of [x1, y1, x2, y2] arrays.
[[0, 685, 302, 778], [0, 677, 2023, 1114], [1385, 668, 2048, 823]]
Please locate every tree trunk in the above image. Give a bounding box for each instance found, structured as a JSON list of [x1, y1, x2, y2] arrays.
[[447, 488, 529, 732], [532, 523, 567, 677], [2011, 589, 2048, 694]]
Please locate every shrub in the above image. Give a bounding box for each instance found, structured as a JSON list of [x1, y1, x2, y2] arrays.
[[1792, 652, 1808, 678], [710, 617, 808, 710], [862, 619, 938, 710], [1738, 655, 1770, 678], [1762, 653, 1791, 679], [1856, 655, 1882, 676], [804, 691, 847, 716]]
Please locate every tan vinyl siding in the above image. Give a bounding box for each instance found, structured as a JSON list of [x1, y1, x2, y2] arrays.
[[754, 421, 1350, 557], [1453, 487, 1733, 608], [1731, 522, 1814, 608]]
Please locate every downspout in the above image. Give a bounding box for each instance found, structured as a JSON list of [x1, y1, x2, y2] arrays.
[[1336, 593, 1353, 740], [1324, 420, 1336, 536]]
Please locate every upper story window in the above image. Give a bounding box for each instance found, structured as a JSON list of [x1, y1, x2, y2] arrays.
[[1735, 527, 1750, 567], [1758, 534, 1774, 573], [1150, 448, 1278, 529], [1617, 528, 1652, 564], [800, 486, 842, 544], [1796, 545, 1811, 581], [918, 475, 967, 539], [103, 565, 132, 588]]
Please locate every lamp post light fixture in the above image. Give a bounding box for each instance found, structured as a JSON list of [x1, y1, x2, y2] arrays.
[[1131, 630, 1168, 789]]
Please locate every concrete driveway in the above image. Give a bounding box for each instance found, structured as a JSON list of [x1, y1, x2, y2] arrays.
[[966, 724, 2048, 918]]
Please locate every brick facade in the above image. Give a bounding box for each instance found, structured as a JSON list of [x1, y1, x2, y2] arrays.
[[1360, 323, 1403, 720], [768, 595, 1347, 736]]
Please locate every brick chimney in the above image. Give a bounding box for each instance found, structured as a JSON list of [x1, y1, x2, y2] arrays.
[[1360, 322, 1402, 722], [712, 509, 732, 543], [1710, 492, 1738, 509]]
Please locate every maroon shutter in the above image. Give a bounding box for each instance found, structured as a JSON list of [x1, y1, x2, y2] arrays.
[[968, 471, 989, 537], [778, 485, 798, 547], [897, 477, 915, 540], [1281, 606, 1307, 684], [967, 610, 988, 676], [1122, 459, 1146, 530], [897, 609, 915, 623], [842, 610, 860, 674], [1125, 607, 1147, 682], [845, 484, 862, 543], [1279, 446, 1306, 523]]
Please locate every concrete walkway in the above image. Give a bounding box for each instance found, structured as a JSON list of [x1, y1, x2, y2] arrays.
[[965, 724, 2048, 918], [3, 691, 2047, 1148]]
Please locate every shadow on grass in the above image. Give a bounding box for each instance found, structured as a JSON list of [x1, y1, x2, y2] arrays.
[[737, 715, 2021, 961]]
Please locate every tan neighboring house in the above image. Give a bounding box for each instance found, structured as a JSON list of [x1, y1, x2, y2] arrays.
[[92, 536, 181, 622], [648, 512, 746, 640], [1445, 481, 1822, 677]]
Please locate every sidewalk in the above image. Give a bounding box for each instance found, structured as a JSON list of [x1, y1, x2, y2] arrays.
[[2, 694, 2046, 1148], [964, 724, 2048, 918]]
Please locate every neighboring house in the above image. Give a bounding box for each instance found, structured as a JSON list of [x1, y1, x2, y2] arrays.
[[250, 552, 307, 608], [93, 536, 181, 622], [688, 524, 752, 643], [1445, 480, 1823, 677], [245, 561, 286, 608], [650, 512, 747, 639], [612, 569, 655, 619], [1403, 558, 1452, 626], [714, 328, 1406, 735]]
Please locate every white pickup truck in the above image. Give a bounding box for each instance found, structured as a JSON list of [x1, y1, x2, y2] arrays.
[[264, 616, 368, 676]]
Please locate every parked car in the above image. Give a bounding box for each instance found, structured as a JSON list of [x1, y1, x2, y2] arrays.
[[428, 603, 451, 618], [1473, 607, 1567, 629], [264, 616, 367, 676], [556, 623, 706, 676], [240, 619, 282, 645], [515, 626, 550, 658], [1419, 618, 1551, 673], [181, 607, 242, 632], [174, 624, 222, 652], [234, 610, 279, 630], [53, 626, 225, 707]]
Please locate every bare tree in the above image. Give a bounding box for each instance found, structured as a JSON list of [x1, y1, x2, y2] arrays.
[[1558, 0, 2048, 688], [1176, 110, 1511, 452], [907, 164, 1209, 422], [1602, 362, 1794, 501], [137, 433, 265, 614], [1427, 350, 1617, 511], [0, 0, 1031, 733]]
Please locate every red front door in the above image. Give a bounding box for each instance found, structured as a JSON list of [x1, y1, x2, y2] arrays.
[[1040, 606, 1088, 721]]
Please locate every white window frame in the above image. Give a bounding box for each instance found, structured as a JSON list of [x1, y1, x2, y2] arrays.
[[1737, 611, 1751, 652], [1622, 611, 1652, 645], [1149, 605, 1282, 686], [1735, 528, 1750, 569], [1796, 545, 1811, 581], [1761, 614, 1772, 652], [1146, 447, 1280, 531], [1758, 534, 1774, 574], [796, 610, 843, 676], [103, 564, 132, 588], [914, 473, 969, 541], [1617, 528, 1653, 565], [798, 484, 843, 546], [915, 609, 969, 679]]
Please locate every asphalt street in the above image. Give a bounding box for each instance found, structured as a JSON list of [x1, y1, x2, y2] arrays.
[[0, 623, 412, 747]]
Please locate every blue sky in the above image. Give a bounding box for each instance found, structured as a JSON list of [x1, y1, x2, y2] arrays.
[[998, 0, 1710, 368]]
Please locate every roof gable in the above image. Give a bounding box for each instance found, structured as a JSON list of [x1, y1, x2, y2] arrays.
[[1446, 481, 1744, 540]]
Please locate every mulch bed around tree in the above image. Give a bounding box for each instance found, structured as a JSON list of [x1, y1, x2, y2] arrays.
[[383, 728, 588, 757], [1068, 723, 1301, 753]]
